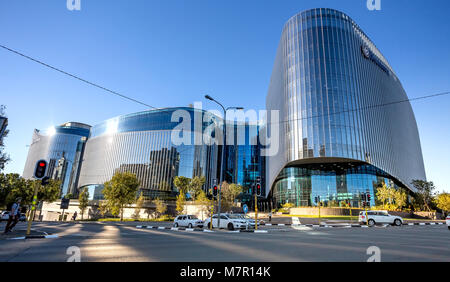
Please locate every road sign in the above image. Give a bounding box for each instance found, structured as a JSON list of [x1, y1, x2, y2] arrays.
[[60, 198, 70, 210], [243, 204, 248, 214]]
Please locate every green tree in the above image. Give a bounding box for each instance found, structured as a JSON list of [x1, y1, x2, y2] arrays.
[[154, 198, 167, 218], [411, 180, 436, 211], [188, 176, 206, 201], [393, 189, 408, 210], [220, 182, 243, 211], [102, 171, 140, 221], [376, 183, 390, 206], [176, 192, 186, 215], [78, 188, 89, 220], [195, 190, 211, 220], [132, 192, 145, 220], [434, 193, 450, 216], [0, 105, 10, 172], [173, 176, 191, 194]]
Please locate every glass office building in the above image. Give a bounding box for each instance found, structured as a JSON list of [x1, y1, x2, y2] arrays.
[[77, 107, 220, 199], [224, 122, 266, 207], [266, 8, 426, 207], [23, 122, 91, 197]]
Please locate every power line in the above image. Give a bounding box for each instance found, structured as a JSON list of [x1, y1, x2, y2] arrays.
[[0, 44, 157, 109], [266, 91, 450, 126]]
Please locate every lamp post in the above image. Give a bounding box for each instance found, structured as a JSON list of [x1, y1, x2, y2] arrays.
[[205, 95, 243, 229]]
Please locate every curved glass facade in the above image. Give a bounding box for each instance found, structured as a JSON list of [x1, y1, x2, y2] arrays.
[[266, 8, 426, 206], [78, 107, 219, 199], [23, 122, 91, 197]]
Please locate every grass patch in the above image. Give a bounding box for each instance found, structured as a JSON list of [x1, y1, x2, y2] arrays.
[[94, 216, 175, 222], [283, 214, 356, 220]]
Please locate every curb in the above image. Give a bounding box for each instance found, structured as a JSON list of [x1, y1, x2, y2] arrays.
[[404, 222, 444, 226], [7, 234, 58, 240]]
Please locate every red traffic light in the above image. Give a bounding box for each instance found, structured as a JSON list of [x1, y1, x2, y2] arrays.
[[34, 160, 48, 179]]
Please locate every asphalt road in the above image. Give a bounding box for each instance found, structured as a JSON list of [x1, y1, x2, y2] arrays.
[[0, 221, 449, 262]]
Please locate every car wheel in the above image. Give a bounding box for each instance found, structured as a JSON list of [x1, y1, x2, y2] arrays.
[[174, 223, 178, 227], [188, 223, 193, 228], [394, 219, 402, 226], [227, 223, 234, 231], [368, 219, 375, 226]]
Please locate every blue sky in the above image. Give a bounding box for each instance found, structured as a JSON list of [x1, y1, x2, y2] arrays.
[[1, 0, 449, 192]]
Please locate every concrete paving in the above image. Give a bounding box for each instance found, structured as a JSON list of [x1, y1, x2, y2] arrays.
[[0, 221, 448, 262]]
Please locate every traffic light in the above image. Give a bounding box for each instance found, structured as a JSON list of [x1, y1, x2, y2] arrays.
[[41, 176, 50, 186], [213, 185, 218, 197], [34, 160, 47, 179], [367, 192, 371, 202], [256, 183, 261, 196], [361, 192, 367, 202]]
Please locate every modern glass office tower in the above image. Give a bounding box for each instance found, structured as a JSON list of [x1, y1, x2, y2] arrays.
[[23, 122, 91, 197], [266, 8, 426, 207], [224, 122, 266, 208], [77, 107, 220, 199]]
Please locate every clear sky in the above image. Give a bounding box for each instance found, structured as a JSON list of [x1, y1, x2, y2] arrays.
[[1, 0, 449, 192]]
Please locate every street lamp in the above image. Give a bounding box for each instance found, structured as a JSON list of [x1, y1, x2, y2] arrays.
[[204, 95, 243, 229]]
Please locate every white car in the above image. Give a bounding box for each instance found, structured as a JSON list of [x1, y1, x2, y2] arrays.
[[203, 213, 249, 230], [359, 210, 403, 226], [173, 215, 203, 228], [234, 213, 263, 227], [446, 215, 450, 230], [1, 211, 9, 221]]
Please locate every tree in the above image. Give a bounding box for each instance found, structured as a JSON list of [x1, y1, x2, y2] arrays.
[[220, 182, 243, 211], [173, 176, 191, 195], [102, 171, 140, 221], [195, 190, 211, 220], [393, 189, 408, 210], [188, 176, 206, 201], [176, 192, 186, 215], [411, 180, 436, 211], [375, 183, 390, 206], [154, 198, 167, 218], [78, 187, 89, 220], [0, 105, 10, 172], [132, 192, 145, 220], [435, 193, 450, 216]]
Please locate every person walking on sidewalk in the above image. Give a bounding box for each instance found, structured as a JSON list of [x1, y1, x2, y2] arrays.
[[268, 210, 272, 222], [4, 197, 22, 234]]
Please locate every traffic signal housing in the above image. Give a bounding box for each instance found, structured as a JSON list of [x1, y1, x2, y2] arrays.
[[213, 185, 218, 197], [256, 183, 261, 196], [34, 160, 47, 179]]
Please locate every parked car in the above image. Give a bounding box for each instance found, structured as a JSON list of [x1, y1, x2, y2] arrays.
[[1, 211, 26, 222], [0, 211, 10, 221], [203, 213, 249, 230], [446, 215, 450, 230], [234, 213, 264, 227], [173, 215, 203, 228], [359, 210, 403, 226]]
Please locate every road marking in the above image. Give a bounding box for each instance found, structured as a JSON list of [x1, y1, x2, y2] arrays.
[[292, 217, 301, 225]]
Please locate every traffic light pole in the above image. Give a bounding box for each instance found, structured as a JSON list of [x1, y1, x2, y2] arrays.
[[254, 193, 258, 230], [26, 181, 39, 236]]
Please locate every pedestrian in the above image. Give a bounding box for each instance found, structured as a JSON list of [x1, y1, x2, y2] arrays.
[[4, 197, 22, 234], [268, 210, 272, 222], [72, 211, 78, 221]]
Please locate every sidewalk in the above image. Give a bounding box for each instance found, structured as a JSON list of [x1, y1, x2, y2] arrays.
[[0, 228, 50, 240]]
